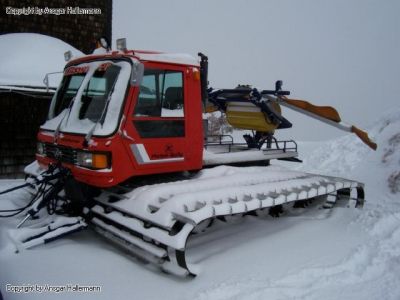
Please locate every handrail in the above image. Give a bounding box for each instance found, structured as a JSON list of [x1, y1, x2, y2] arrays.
[[263, 139, 297, 153], [205, 135, 297, 154]]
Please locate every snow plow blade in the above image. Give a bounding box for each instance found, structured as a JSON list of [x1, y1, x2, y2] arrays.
[[84, 167, 364, 277], [8, 216, 87, 250]]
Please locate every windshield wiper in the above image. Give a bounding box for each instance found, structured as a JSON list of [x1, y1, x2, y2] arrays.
[[54, 97, 75, 143], [83, 78, 119, 147]]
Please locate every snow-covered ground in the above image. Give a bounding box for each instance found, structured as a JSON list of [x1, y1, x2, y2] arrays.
[[0, 109, 399, 300]]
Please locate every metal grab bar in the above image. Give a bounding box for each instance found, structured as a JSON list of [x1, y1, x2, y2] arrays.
[[204, 134, 297, 154]]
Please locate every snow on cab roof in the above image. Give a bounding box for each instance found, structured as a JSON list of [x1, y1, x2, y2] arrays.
[[0, 33, 82, 89], [133, 51, 200, 66]]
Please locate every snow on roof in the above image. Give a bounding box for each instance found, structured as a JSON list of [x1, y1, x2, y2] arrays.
[[0, 33, 83, 89], [134, 51, 200, 66]]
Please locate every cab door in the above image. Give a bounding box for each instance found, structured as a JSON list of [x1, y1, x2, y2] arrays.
[[124, 63, 202, 175]]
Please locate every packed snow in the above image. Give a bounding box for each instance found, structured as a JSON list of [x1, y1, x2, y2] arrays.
[[0, 108, 399, 300], [0, 33, 82, 88]]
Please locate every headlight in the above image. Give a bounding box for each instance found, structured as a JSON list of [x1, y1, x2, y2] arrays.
[[37, 142, 45, 155], [76, 151, 110, 169]]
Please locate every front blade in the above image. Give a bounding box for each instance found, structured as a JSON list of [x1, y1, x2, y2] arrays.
[[8, 216, 86, 250]]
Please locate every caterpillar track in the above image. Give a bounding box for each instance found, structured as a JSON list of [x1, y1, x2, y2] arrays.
[[84, 166, 364, 276]]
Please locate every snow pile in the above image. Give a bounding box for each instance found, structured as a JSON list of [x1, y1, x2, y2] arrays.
[[0, 33, 82, 88], [289, 108, 400, 194], [378, 112, 400, 194]]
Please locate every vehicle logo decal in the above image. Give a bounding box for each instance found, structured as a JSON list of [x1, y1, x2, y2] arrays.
[[130, 144, 184, 165]]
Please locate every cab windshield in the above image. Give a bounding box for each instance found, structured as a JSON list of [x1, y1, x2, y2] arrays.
[[79, 64, 120, 122], [43, 60, 133, 136], [52, 74, 85, 117]]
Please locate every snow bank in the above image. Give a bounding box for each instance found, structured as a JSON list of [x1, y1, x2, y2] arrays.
[[0, 33, 82, 88], [279, 108, 400, 187]]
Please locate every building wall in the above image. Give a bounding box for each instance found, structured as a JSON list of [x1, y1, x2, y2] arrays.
[[1, 0, 112, 54], [0, 92, 51, 178]]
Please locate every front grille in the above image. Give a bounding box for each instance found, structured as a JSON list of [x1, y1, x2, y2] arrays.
[[44, 144, 77, 164]]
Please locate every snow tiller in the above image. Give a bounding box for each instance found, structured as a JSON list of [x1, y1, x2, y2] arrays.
[[1, 38, 376, 277]]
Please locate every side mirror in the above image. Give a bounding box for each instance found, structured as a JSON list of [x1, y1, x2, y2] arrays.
[[43, 74, 49, 93], [43, 71, 63, 93], [130, 61, 144, 86]]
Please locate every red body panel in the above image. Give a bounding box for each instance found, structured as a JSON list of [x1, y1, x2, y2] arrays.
[[36, 54, 204, 188]]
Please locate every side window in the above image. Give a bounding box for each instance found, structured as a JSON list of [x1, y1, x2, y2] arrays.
[[134, 69, 184, 117], [134, 71, 159, 116], [161, 72, 184, 117], [133, 68, 185, 138]]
